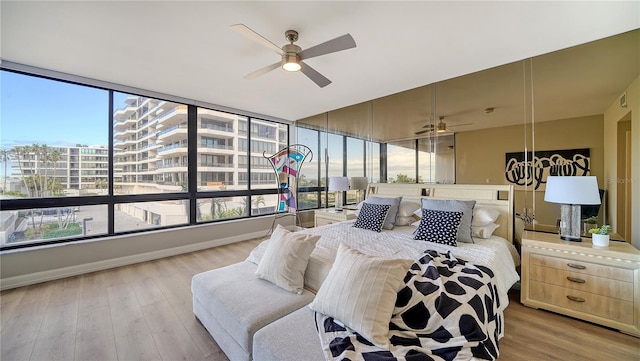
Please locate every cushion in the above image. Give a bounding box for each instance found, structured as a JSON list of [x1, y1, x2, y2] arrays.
[[394, 215, 416, 226], [191, 262, 315, 358], [309, 244, 413, 348], [352, 202, 391, 233], [255, 224, 320, 293], [414, 208, 463, 246], [421, 198, 476, 243], [360, 196, 402, 229], [472, 222, 500, 238], [472, 206, 501, 227], [397, 200, 421, 217]]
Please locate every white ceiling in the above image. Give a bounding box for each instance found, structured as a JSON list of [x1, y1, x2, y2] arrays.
[[1, 1, 639, 123]]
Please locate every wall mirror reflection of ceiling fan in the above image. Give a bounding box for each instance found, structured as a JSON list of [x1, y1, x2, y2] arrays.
[[231, 24, 357, 88], [414, 116, 472, 135]]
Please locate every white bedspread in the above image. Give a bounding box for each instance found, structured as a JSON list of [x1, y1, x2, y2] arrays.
[[247, 220, 520, 312]]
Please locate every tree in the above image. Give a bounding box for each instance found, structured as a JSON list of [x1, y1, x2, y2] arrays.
[[13, 145, 33, 197], [48, 148, 61, 197], [0, 148, 12, 193]]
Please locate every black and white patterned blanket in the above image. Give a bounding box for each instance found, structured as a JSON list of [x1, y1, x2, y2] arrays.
[[315, 249, 501, 361]]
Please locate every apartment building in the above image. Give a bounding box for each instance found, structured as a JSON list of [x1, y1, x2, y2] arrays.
[[11, 144, 108, 195]]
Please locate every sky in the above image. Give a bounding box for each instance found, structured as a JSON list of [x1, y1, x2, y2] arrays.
[[0, 71, 130, 176], [0, 71, 130, 148]]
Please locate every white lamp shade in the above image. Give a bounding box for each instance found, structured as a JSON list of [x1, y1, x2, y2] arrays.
[[349, 177, 369, 190], [544, 176, 601, 205], [328, 177, 350, 191]]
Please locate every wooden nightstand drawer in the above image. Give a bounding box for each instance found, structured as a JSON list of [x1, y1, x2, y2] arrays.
[[530, 253, 633, 282], [314, 209, 356, 227], [529, 281, 634, 324], [520, 231, 640, 337], [530, 263, 633, 301]]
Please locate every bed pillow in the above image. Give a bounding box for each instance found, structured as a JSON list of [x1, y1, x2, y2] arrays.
[[353, 203, 391, 233], [397, 200, 421, 217], [472, 206, 501, 227], [255, 224, 320, 294], [395, 215, 416, 226], [421, 198, 476, 244], [414, 208, 463, 246], [361, 196, 402, 229], [472, 222, 500, 239], [309, 243, 413, 348]]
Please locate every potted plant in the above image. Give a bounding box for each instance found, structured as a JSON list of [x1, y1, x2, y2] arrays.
[[589, 225, 611, 247], [582, 216, 598, 234]]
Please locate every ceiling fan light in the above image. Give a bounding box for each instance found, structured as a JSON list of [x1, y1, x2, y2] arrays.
[[437, 122, 447, 132], [282, 53, 301, 72]]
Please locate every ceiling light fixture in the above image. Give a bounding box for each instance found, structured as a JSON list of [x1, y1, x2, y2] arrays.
[[281, 30, 302, 72], [437, 116, 447, 132], [282, 53, 301, 72], [484, 107, 495, 114]]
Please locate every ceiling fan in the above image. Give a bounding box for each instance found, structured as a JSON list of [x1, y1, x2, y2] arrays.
[[414, 116, 472, 135], [231, 24, 357, 88]]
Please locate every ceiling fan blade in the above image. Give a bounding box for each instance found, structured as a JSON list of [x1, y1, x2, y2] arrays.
[[298, 34, 356, 60], [244, 61, 281, 80], [414, 129, 432, 135], [300, 61, 331, 88], [231, 24, 284, 55]]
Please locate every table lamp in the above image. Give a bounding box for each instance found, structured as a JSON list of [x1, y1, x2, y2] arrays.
[[544, 176, 601, 241], [328, 176, 349, 212], [349, 176, 369, 204]]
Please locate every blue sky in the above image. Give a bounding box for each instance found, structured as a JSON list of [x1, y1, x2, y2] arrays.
[[1, 71, 130, 148], [0, 71, 131, 176]]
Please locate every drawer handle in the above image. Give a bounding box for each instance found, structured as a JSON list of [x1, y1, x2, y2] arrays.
[[567, 295, 585, 303], [567, 263, 586, 270], [566, 276, 586, 284]]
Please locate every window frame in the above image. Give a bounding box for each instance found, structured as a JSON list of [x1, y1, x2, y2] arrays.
[[0, 67, 291, 250]]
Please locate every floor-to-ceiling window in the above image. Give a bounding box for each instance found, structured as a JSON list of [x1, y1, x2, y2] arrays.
[[0, 70, 289, 250]]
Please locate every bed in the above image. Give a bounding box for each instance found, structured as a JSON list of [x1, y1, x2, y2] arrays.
[[246, 183, 521, 360]]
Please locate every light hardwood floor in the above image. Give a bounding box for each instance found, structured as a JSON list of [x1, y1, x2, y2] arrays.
[[1, 238, 638, 361]]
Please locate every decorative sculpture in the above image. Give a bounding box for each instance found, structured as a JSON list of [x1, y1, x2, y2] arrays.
[[263, 144, 313, 230]]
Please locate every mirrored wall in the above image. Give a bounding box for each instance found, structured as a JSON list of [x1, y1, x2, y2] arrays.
[[296, 29, 639, 240]]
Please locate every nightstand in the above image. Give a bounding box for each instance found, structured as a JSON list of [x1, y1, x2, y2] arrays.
[[313, 209, 356, 227], [520, 230, 640, 337]]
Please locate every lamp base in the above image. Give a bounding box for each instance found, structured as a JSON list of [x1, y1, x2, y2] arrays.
[[559, 204, 583, 242], [560, 235, 582, 242]]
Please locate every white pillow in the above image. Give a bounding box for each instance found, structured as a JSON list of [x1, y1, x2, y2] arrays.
[[472, 223, 500, 239], [255, 224, 320, 294], [309, 244, 413, 348], [395, 215, 416, 226], [397, 200, 421, 217], [472, 206, 501, 227]]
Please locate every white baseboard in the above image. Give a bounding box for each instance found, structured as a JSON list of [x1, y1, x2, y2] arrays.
[[0, 231, 266, 291]]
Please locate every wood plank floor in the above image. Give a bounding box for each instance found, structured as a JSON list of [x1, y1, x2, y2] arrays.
[[1, 238, 639, 361]]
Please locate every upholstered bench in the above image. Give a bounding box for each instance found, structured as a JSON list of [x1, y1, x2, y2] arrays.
[[253, 305, 325, 361], [191, 261, 315, 361]]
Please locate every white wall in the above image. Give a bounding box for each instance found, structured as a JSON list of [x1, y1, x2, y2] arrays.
[[0, 213, 308, 290], [604, 76, 639, 247]]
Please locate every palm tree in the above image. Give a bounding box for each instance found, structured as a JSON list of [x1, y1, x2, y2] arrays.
[[48, 148, 61, 197], [0, 148, 12, 193], [13, 145, 32, 197]]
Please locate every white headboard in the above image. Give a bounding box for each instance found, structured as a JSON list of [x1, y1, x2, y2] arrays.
[[366, 183, 515, 243]]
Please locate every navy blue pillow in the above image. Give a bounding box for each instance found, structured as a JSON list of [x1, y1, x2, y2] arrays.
[[414, 209, 463, 246], [353, 203, 391, 233]]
